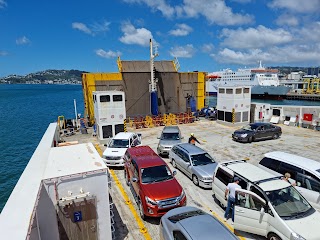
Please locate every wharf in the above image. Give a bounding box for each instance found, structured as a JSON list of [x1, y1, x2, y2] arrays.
[[286, 92, 320, 101], [65, 118, 320, 240]]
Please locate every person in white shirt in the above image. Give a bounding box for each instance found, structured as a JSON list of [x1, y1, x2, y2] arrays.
[[224, 177, 242, 224]]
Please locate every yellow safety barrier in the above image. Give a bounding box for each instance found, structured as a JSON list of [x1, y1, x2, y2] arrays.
[[124, 119, 127, 132]]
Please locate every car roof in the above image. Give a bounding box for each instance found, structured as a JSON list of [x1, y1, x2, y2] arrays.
[[250, 122, 272, 127], [176, 143, 206, 155], [224, 161, 277, 183], [127, 146, 156, 157], [258, 179, 290, 192], [113, 132, 135, 139], [162, 126, 180, 133], [164, 206, 238, 239], [133, 155, 166, 168], [264, 151, 320, 173]]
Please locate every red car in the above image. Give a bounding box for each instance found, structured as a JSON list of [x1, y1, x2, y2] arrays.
[[124, 146, 186, 219]]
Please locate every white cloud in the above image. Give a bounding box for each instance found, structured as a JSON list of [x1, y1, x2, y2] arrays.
[[123, 0, 175, 18], [123, 0, 253, 26], [119, 22, 153, 47], [169, 44, 195, 58], [0, 51, 8, 56], [201, 43, 214, 52], [176, 0, 254, 26], [72, 22, 92, 35], [0, 0, 7, 8], [220, 25, 292, 49], [72, 20, 110, 36], [16, 36, 31, 45], [268, 0, 320, 13], [275, 14, 299, 26], [95, 49, 121, 58], [169, 23, 193, 36]]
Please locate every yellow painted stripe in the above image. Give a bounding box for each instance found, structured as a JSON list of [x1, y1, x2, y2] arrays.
[[94, 144, 152, 240]]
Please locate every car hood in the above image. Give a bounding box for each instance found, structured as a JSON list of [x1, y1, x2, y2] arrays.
[[102, 147, 127, 157], [285, 210, 320, 239], [194, 163, 217, 177], [234, 129, 253, 135], [142, 179, 182, 201], [159, 139, 181, 146]]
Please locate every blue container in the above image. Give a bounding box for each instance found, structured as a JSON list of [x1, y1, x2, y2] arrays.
[[151, 92, 158, 116]]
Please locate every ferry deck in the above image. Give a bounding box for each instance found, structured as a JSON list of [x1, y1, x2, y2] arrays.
[[66, 118, 320, 240]]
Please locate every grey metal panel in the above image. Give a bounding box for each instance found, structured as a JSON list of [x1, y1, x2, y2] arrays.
[[121, 61, 176, 73], [93, 71, 201, 116]]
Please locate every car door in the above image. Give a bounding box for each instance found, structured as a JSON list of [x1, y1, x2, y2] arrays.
[[234, 189, 268, 236], [130, 160, 140, 198], [255, 126, 267, 139], [212, 167, 234, 207], [296, 172, 320, 210], [179, 151, 192, 178], [172, 147, 183, 171]]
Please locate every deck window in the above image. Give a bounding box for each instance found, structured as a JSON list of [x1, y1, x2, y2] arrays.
[[244, 88, 250, 93], [100, 95, 110, 102], [226, 89, 233, 94], [113, 95, 123, 102], [236, 88, 242, 94], [219, 88, 225, 94]]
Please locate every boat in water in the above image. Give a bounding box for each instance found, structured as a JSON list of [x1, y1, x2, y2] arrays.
[[206, 61, 291, 99]]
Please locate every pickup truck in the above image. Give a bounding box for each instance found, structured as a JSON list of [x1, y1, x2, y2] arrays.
[[124, 146, 186, 219]]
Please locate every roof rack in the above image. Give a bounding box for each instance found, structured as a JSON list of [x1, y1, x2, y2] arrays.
[[253, 176, 282, 185], [221, 160, 247, 166]]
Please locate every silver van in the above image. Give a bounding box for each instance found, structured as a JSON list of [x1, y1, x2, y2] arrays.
[[258, 151, 320, 210], [212, 160, 320, 240], [157, 126, 183, 156]]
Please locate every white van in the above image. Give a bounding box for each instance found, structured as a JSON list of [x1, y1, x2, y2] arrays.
[[102, 132, 141, 166], [212, 160, 320, 240], [258, 151, 320, 210]]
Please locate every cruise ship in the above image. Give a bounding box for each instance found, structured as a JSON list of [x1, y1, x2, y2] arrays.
[[206, 61, 291, 99]]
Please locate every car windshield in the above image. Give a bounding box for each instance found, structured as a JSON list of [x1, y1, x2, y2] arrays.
[[109, 139, 129, 148], [161, 133, 180, 140], [141, 165, 173, 184], [190, 153, 215, 166], [241, 124, 257, 131], [266, 186, 313, 219]]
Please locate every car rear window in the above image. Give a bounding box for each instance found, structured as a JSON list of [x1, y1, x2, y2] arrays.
[[168, 210, 205, 223]]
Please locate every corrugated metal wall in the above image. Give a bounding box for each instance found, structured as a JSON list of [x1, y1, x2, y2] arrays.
[[82, 61, 206, 123]]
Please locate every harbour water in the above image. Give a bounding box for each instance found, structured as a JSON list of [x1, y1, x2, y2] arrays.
[[0, 84, 319, 211]]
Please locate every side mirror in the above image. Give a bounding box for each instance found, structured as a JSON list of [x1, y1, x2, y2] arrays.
[[172, 170, 177, 176], [260, 207, 265, 215], [132, 177, 138, 183]]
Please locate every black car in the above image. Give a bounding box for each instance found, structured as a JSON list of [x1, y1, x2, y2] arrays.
[[232, 122, 282, 143]]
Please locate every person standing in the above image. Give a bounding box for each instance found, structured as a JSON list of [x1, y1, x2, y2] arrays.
[[224, 177, 241, 224], [188, 133, 201, 145]]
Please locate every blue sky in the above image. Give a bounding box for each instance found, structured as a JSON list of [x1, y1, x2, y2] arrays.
[[1, 0, 320, 77]]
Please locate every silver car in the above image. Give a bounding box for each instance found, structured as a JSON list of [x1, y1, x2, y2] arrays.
[[160, 206, 239, 240], [157, 126, 183, 156], [169, 143, 217, 188]]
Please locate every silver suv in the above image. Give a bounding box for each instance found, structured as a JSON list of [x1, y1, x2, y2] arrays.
[[160, 206, 239, 240], [169, 143, 217, 188], [157, 126, 183, 156]]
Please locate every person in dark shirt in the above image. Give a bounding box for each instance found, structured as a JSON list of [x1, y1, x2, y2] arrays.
[[188, 133, 201, 145]]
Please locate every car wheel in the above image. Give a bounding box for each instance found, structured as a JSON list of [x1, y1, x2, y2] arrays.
[[272, 133, 279, 139], [268, 233, 281, 240], [172, 159, 177, 168], [124, 170, 129, 186], [138, 199, 145, 220], [247, 136, 253, 143], [192, 175, 199, 186]]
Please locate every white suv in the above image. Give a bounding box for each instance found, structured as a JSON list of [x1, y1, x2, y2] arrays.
[[258, 151, 320, 210], [212, 160, 320, 240], [102, 132, 141, 166]]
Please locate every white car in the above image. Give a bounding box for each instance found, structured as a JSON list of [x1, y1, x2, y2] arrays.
[[212, 160, 320, 240], [102, 132, 141, 166]]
